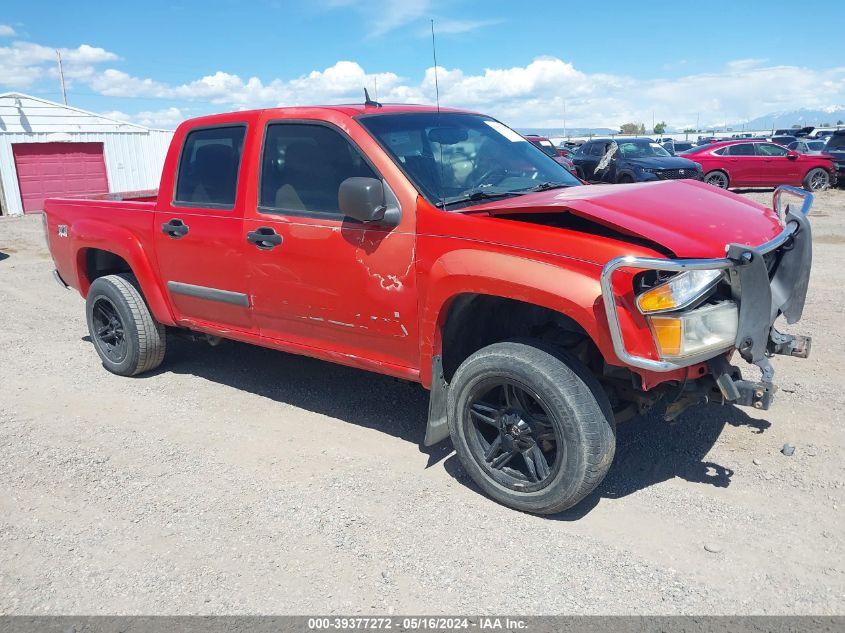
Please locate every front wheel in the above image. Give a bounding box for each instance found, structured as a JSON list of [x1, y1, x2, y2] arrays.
[[704, 170, 730, 189], [447, 341, 616, 514], [803, 167, 830, 191], [85, 274, 166, 376]]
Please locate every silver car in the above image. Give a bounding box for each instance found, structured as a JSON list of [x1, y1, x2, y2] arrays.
[[787, 139, 828, 155]]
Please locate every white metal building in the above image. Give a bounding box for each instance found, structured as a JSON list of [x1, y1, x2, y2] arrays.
[[0, 92, 174, 216]]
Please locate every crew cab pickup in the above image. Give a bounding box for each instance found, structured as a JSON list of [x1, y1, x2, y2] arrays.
[[44, 103, 815, 514]]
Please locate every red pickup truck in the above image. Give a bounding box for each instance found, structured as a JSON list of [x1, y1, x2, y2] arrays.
[[43, 103, 814, 514]]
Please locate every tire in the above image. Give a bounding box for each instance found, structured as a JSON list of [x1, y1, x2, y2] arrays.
[[803, 167, 830, 192], [447, 341, 616, 514], [704, 170, 729, 189], [617, 174, 635, 184], [85, 274, 166, 377]]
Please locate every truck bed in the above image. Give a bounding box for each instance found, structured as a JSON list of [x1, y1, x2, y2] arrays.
[[43, 191, 159, 299]]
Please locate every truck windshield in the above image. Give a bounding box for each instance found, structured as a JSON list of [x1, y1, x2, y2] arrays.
[[358, 112, 581, 209]]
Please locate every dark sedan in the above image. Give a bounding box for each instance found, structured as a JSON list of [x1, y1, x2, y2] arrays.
[[571, 138, 703, 183]]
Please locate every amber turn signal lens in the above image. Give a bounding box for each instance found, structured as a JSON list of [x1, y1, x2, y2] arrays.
[[637, 285, 678, 313], [650, 317, 682, 357]]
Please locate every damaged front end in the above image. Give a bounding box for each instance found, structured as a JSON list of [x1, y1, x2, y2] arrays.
[[601, 185, 814, 419]]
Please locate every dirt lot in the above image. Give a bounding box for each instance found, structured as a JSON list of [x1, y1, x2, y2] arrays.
[[0, 189, 843, 615]]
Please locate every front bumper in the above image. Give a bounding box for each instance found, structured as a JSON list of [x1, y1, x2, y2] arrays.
[[635, 169, 703, 182], [600, 185, 813, 408]]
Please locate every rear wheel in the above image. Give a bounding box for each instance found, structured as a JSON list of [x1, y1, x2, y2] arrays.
[[447, 341, 616, 514], [803, 167, 830, 191], [85, 274, 166, 376], [704, 170, 729, 189]]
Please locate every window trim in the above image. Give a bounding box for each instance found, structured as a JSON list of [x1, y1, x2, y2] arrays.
[[171, 122, 248, 210], [256, 118, 383, 220], [727, 142, 757, 157], [755, 142, 789, 157]]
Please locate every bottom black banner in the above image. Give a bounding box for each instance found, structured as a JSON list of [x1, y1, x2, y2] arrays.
[[0, 616, 842, 633]]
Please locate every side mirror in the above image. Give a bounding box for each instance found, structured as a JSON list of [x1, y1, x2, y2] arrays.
[[339, 177, 401, 227], [787, 152, 799, 160]]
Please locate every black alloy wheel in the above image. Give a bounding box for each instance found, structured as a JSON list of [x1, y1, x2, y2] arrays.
[[464, 378, 562, 492], [91, 296, 128, 364]]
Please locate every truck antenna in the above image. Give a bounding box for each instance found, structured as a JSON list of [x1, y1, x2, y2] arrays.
[[431, 19, 440, 112], [364, 88, 382, 108]]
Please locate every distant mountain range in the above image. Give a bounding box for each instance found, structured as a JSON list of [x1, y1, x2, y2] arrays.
[[729, 107, 845, 131], [518, 107, 845, 138], [518, 127, 617, 137]]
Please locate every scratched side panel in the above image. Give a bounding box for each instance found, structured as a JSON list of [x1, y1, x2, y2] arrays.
[[245, 215, 420, 370]]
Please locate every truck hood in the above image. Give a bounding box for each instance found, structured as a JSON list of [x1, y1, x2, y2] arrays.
[[466, 180, 783, 259]]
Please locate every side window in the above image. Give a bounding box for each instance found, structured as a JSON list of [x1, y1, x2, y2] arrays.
[[712, 147, 728, 155], [174, 125, 246, 208], [260, 123, 378, 216], [729, 143, 756, 156], [757, 143, 788, 157], [589, 143, 604, 157]]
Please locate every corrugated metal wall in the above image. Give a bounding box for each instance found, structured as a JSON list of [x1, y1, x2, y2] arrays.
[[0, 130, 173, 216]]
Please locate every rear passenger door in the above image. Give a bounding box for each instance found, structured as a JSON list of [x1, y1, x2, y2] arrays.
[[243, 119, 419, 370], [719, 143, 756, 187], [154, 124, 255, 332], [574, 142, 601, 180]]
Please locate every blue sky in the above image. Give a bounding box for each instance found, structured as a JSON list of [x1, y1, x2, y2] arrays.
[[1, 0, 843, 129]]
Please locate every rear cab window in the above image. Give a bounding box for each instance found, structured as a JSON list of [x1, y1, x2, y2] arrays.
[[174, 125, 247, 208]]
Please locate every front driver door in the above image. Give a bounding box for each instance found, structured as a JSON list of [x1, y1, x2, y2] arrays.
[[755, 142, 800, 186], [243, 119, 419, 371]]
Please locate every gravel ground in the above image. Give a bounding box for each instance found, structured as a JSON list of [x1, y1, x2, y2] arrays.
[[0, 188, 843, 615]]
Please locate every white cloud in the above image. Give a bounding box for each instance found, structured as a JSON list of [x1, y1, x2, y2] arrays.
[[325, 0, 432, 36], [101, 106, 185, 129], [0, 40, 117, 87], [419, 18, 501, 36], [2, 33, 844, 130], [0, 24, 15, 37]]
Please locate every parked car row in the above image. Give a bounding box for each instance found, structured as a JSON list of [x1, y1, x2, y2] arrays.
[[532, 125, 841, 191], [524, 134, 577, 173]]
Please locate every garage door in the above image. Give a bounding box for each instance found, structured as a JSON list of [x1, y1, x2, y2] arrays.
[[13, 142, 109, 213]]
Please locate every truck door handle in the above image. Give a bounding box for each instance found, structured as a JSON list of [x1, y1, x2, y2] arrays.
[[162, 219, 189, 239], [247, 227, 283, 250]]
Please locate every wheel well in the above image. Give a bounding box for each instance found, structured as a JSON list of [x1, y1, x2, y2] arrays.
[[440, 294, 600, 382], [82, 248, 132, 284]]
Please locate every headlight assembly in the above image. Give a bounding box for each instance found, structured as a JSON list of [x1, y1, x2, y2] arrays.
[[649, 301, 738, 360], [637, 269, 723, 314]]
